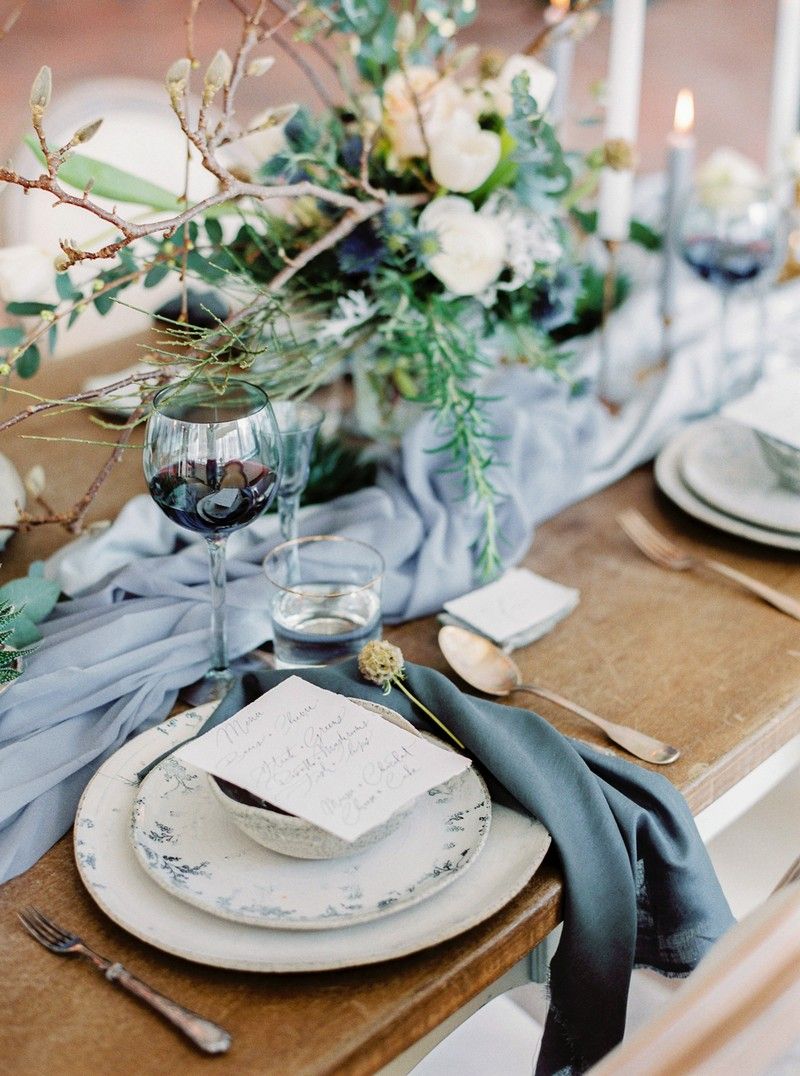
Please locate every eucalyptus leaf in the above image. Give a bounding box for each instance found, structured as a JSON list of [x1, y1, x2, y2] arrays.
[[6, 301, 56, 317], [0, 576, 60, 622], [55, 272, 78, 302], [16, 345, 41, 378], [0, 327, 24, 347], [144, 263, 170, 288], [5, 612, 42, 649], [25, 136, 183, 211], [205, 218, 223, 245]]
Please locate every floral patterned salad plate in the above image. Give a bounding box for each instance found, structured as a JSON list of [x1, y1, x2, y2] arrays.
[[75, 707, 551, 972], [130, 719, 491, 931]]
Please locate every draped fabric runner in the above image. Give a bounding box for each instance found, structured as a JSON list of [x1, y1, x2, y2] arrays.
[[208, 661, 735, 1076], [2, 244, 788, 883]]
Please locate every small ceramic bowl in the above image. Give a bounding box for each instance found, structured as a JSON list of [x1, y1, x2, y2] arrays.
[[755, 431, 800, 493], [207, 698, 418, 860]]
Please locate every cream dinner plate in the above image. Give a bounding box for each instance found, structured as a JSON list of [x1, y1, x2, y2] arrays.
[[75, 707, 551, 972], [131, 734, 491, 931], [655, 425, 800, 552], [680, 417, 800, 534]]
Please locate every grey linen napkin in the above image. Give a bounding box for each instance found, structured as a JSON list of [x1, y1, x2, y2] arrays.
[[206, 660, 735, 1076]]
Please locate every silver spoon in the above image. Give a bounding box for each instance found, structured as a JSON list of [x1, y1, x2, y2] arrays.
[[438, 625, 680, 766]]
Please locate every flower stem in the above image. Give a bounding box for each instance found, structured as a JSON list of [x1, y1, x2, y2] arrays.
[[393, 678, 465, 750]]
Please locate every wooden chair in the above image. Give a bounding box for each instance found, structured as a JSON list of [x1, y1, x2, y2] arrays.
[[589, 855, 800, 1076]]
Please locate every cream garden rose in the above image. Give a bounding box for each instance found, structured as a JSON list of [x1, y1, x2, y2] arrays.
[[696, 148, 766, 208], [419, 196, 506, 296], [382, 66, 464, 160], [428, 110, 501, 193]]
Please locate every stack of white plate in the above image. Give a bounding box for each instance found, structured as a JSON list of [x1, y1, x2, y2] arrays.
[[655, 418, 800, 551], [74, 703, 551, 972]]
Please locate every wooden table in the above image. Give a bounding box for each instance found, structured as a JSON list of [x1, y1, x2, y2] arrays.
[[2, 344, 800, 1075]]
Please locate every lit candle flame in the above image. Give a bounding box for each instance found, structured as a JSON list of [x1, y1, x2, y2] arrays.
[[551, 0, 570, 12], [674, 89, 694, 135]]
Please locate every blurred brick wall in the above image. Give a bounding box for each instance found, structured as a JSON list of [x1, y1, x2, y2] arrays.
[[0, 1, 776, 175]]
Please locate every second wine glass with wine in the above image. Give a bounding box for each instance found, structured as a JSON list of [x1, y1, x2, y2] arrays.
[[679, 181, 781, 410]]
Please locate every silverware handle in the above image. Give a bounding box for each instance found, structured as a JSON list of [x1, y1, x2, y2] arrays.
[[515, 683, 680, 765], [516, 683, 615, 735], [703, 559, 800, 621], [105, 963, 231, 1054]]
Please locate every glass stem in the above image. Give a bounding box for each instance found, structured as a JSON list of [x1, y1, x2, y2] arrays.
[[756, 284, 768, 385], [717, 289, 732, 411], [207, 535, 228, 674], [278, 491, 301, 543]]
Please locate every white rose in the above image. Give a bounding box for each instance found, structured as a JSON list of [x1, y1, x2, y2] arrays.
[[419, 196, 506, 296], [429, 111, 501, 193], [696, 148, 766, 208], [382, 66, 465, 160], [0, 245, 54, 304], [484, 54, 557, 118]]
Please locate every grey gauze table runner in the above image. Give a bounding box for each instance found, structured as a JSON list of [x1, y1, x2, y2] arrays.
[[208, 661, 734, 1076]]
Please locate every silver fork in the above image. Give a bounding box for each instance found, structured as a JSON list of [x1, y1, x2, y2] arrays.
[[618, 508, 800, 621], [18, 907, 231, 1054]]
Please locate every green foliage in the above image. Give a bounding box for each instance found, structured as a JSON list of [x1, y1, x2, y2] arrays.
[[303, 436, 377, 505], [0, 327, 24, 348], [16, 345, 41, 378], [551, 264, 631, 343], [0, 567, 60, 648], [570, 207, 663, 251], [6, 301, 56, 317], [0, 603, 24, 684], [0, 578, 54, 682]]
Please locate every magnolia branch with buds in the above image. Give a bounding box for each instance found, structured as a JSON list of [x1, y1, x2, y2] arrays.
[[0, 0, 437, 535], [0, 0, 426, 533]]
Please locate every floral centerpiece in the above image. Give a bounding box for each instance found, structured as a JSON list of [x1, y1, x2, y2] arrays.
[[0, 0, 622, 575]]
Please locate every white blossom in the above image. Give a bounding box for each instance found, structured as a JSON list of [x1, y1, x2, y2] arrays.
[[696, 148, 766, 208], [429, 110, 501, 193], [481, 191, 564, 295], [419, 197, 506, 296], [317, 290, 379, 341]]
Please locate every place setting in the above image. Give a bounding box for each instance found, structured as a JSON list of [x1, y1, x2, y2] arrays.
[[54, 370, 716, 1068]]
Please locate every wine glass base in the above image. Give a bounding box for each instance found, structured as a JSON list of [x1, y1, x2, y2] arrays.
[[179, 668, 235, 707], [178, 652, 276, 707]]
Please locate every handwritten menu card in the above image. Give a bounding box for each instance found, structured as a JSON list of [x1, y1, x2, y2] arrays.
[[176, 676, 471, 842]]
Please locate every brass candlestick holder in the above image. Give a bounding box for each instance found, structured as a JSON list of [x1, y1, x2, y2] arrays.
[[777, 179, 800, 284]]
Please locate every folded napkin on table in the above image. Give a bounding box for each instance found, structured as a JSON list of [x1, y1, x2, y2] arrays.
[[722, 369, 800, 448], [440, 567, 579, 650], [205, 660, 734, 1076]]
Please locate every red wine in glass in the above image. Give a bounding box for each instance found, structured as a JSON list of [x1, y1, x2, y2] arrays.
[[681, 237, 776, 289], [149, 458, 278, 535]]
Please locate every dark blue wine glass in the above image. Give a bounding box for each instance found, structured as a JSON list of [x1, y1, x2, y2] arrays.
[[143, 379, 282, 696], [679, 182, 780, 410]]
